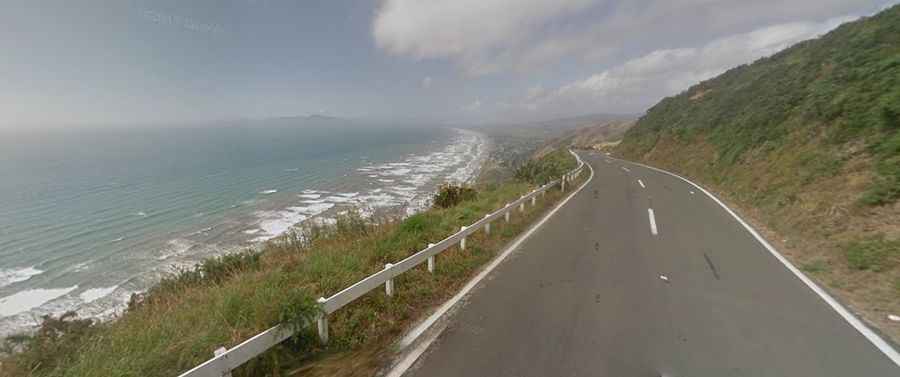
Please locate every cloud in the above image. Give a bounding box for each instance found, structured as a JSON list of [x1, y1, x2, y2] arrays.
[[513, 15, 855, 118], [373, 0, 598, 75], [372, 0, 885, 75], [422, 76, 433, 89]]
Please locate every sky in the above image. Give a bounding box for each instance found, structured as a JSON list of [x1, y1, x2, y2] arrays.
[[1, 0, 897, 129]]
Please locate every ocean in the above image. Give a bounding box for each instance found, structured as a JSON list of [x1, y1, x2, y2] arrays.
[[0, 120, 487, 337]]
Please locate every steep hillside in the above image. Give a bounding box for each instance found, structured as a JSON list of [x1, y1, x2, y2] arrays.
[[618, 6, 900, 341]]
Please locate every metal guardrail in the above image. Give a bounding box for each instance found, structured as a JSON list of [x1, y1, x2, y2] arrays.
[[178, 151, 585, 377]]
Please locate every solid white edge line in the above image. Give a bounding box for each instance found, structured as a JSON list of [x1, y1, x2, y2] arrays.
[[638, 179, 646, 188], [616, 157, 900, 366], [385, 152, 595, 377], [648, 208, 658, 235]]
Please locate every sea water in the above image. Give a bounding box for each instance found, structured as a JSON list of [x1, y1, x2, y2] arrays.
[[0, 119, 487, 337]]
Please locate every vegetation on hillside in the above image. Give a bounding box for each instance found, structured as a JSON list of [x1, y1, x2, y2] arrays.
[[432, 184, 478, 209], [617, 5, 900, 342], [514, 148, 578, 185], [536, 120, 634, 155], [620, 6, 900, 205], [1, 150, 580, 377]]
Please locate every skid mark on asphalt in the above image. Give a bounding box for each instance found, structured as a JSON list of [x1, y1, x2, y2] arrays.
[[703, 252, 721, 280]]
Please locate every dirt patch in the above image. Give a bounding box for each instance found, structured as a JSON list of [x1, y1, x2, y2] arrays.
[[689, 88, 711, 100]]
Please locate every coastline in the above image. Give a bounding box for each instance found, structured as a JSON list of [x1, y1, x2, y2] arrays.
[[0, 127, 490, 340]]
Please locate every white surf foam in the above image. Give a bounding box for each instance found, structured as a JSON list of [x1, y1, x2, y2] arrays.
[[157, 239, 194, 261], [349, 128, 488, 219], [69, 262, 90, 273], [0, 285, 78, 317], [79, 286, 118, 304], [259, 189, 278, 195], [0, 266, 43, 288]]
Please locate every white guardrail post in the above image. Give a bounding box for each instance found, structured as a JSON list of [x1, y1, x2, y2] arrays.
[[427, 243, 436, 273], [317, 297, 329, 344], [385, 263, 394, 297], [459, 226, 467, 251], [214, 347, 232, 377], [177, 152, 587, 377]]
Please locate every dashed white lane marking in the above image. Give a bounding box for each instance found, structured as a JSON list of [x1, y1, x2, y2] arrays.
[[618, 157, 900, 366], [648, 208, 658, 235], [385, 152, 596, 377], [621, 167, 630, 172], [638, 179, 646, 188]]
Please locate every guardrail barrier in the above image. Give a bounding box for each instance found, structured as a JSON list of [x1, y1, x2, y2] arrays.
[[178, 151, 585, 377]]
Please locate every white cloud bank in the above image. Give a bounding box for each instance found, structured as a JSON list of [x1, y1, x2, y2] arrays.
[[373, 0, 598, 75], [372, 0, 885, 76], [510, 15, 855, 118]]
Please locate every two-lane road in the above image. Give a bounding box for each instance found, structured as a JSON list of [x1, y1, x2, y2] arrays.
[[402, 152, 899, 376]]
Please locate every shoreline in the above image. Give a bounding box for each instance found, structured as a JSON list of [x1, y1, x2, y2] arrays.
[[0, 128, 490, 340]]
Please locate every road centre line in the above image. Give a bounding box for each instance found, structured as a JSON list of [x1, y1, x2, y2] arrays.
[[648, 208, 658, 235]]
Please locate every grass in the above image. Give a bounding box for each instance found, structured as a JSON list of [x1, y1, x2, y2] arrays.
[[514, 149, 578, 185], [619, 5, 900, 207], [615, 5, 900, 344], [800, 260, 830, 274], [845, 236, 900, 272], [1, 150, 580, 377]]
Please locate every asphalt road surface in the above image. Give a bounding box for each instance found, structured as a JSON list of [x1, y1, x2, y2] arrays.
[[404, 152, 898, 377]]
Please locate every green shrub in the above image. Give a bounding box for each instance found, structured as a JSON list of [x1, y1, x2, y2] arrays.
[[335, 210, 370, 237], [3, 312, 98, 373], [845, 235, 900, 271], [514, 149, 576, 184], [432, 184, 477, 208], [277, 290, 321, 345]]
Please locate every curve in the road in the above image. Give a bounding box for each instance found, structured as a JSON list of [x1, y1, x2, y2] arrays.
[[390, 151, 899, 377]]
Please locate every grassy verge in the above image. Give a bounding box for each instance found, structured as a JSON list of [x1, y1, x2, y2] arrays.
[[616, 132, 900, 343], [1, 149, 580, 377]]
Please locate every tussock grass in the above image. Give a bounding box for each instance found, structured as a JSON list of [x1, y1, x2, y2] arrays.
[[1, 152, 580, 377]]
